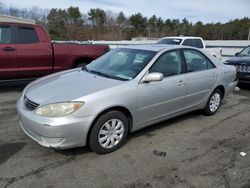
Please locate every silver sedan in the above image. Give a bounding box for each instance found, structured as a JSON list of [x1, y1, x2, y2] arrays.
[[17, 45, 237, 154]]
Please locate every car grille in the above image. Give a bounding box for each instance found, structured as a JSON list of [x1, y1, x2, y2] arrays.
[[236, 65, 250, 73], [23, 95, 39, 111]]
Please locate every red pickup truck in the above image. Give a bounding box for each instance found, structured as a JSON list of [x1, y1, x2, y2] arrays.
[[0, 22, 109, 83]]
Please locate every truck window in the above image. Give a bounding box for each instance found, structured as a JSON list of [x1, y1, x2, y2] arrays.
[[193, 39, 204, 48], [0, 25, 12, 44], [17, 26, 39, 44], [157, 38, 182, 45], [182, 39, 193, 47]]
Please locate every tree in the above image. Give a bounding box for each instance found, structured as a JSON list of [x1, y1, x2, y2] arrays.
[[157, 17, 164, 37], [129, 13, 147, 36], [88, 8, 107, 28], [67, 6, 82, 24], [0, 2, 249, 40], [88, 8, 107, 39], [194, 21, 203, 37], [181, 18, 192, 36], [117, 11, 126, 26], [47, 8, 68, 40], [148, 15, 158, 37]]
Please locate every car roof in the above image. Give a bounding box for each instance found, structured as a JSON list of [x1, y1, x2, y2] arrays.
[[119, 44, 184, 52], [159, 36, 203, 40]]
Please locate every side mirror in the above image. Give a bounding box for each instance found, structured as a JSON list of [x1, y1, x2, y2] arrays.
[[235, 52, 239, 56], [142, 72, 163, 83]]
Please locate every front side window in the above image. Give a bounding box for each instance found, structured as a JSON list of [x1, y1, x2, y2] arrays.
[[0, 25, 12, 44], [183, 49, 215, 72], [86, 48, 156, 80], [17, 26, 39, 44], [149, 50, 182, 77]]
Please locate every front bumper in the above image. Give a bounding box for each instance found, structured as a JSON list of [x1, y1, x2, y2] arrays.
[[17, 97, 95, 149]]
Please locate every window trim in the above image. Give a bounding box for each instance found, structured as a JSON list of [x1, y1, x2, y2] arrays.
[[148, 49, 185, 78], [180, 48, 217, 74]]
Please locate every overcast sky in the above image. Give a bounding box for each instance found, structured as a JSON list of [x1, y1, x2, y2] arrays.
[[2, 0, 250, 23]]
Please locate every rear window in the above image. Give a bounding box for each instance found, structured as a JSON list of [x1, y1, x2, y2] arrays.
[[0, 25, 12, 44], [17, 26, 39, 44]]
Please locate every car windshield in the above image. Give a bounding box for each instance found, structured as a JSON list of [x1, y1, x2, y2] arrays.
[[239, 46, 250, 56], [157, 38, 182, 45], [85, 48, 156, 81]]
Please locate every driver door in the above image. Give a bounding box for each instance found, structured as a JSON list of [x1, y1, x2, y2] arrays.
[[137, 50, 187, 127]]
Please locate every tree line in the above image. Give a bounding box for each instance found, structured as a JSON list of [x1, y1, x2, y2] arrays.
[[0, 2, 249, 41]]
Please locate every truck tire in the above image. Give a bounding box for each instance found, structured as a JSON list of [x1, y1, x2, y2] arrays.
[[88, 111, 129, 154]]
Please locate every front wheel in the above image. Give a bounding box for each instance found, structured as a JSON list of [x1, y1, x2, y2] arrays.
[[203, 89, 222, 116], [88, 111, 129, 154]]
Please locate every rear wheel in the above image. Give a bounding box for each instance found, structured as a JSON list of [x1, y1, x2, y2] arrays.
[[203, 88, 222, 115], [89, 111, 129, 154]]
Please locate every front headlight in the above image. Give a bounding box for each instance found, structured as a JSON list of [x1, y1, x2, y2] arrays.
[[34, 102, 84, 117]]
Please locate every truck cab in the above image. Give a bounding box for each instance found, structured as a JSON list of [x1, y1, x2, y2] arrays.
[[157, 36, 205, 49], [157, 36, 221, 58], [0, 16, 109, 83]]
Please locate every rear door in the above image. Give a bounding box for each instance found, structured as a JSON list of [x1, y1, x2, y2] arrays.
[[15, 24, 52, 78], [182, 49, 218, 109], [0, 24, 17, 80]]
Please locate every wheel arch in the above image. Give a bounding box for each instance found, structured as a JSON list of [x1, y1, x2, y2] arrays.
[[215, 85, 225, 99], [86, 106, 133, 145], [72, 57, 94, 68]]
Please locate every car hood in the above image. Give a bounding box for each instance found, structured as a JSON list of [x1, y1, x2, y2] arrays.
[[226, 56, 250, 65], [24, 69, 124, 105]]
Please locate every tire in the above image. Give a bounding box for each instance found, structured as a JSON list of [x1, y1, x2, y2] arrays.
[[76, 62, 88, 68], [203, 88, 222, 116], [88, 111, 129, 154]]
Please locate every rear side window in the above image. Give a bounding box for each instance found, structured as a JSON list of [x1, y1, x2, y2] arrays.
[[17, 26, 39, 44], [183, 49, 215, 72], [0, 25, 12, 44]]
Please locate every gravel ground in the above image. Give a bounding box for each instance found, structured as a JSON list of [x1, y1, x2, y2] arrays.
[[0, 84, 249, 188]]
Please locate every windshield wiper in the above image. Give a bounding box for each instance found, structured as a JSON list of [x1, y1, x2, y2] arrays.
[[84, 68, 128, 81]]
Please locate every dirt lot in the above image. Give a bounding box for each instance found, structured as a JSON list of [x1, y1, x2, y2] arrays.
[[0, 84, 249, 188]]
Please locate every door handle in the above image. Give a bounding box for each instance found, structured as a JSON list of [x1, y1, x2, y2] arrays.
[[2, 47, 16, 51], [212, 73, 217, 77], [177, 80, 185, 86]]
